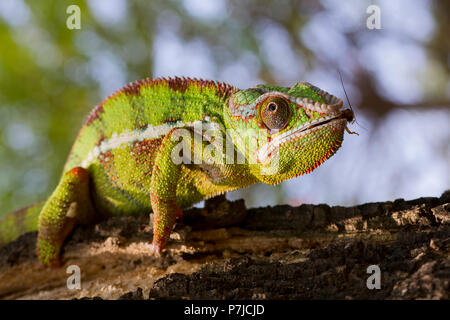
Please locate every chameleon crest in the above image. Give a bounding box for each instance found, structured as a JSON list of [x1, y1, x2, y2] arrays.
[[0, 77, 353, 267]]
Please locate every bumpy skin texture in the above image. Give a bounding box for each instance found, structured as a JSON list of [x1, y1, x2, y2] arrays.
[[0, 77, 353, 267]]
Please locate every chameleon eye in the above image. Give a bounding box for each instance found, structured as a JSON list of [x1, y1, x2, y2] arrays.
[[261, 98, 291, 131], [267, 102, 277, 112]]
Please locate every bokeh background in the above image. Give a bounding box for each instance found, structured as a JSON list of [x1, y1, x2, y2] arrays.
[[0, 0, 449, 217]]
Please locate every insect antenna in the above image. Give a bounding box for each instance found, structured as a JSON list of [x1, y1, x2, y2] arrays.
[[338, 70, 365, 131]]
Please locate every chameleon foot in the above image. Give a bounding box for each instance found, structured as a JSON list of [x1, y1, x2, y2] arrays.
[[37, 167, 95, 267], [149, 241, 163, 257]]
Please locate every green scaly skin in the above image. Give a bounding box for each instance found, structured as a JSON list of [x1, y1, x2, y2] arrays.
[[0, 77, 353, 267]]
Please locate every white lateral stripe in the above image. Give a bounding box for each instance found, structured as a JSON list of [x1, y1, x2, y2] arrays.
[[81, 120, 220, 168]]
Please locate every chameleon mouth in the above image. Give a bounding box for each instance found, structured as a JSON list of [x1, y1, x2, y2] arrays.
[[304, 109, 354, 130], [256, 109, 353, 164]]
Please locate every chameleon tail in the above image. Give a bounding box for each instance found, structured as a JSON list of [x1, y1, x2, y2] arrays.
[[0, 200, 45, 245]]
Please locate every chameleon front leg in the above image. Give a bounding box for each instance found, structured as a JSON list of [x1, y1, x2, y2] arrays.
[[37, 167, 95, 267], [150, 128, 184, 253]]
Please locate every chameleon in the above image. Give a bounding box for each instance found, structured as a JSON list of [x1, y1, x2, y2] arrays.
[[0, 76, 354, 267]]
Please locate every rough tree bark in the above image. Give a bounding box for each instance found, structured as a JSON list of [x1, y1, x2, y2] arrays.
[[0, 191, 448, 300]]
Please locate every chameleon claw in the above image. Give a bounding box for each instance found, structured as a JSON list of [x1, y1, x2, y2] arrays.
[[149, 241, 162, 257]]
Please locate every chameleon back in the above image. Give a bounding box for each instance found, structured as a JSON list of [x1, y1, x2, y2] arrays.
[[64, 77, 235, 216]]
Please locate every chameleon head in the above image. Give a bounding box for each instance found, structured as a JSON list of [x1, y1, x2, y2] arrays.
[[225, 82, 354, 184]]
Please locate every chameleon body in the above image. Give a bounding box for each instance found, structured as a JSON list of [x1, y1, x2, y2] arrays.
[[0, 77, 353, 267]]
